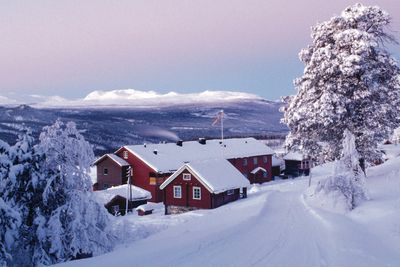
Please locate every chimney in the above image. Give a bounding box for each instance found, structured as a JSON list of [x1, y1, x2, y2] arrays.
[[198, 138, 206, 145], [153, 149, 158, 155], [176, 140, 183, 146]]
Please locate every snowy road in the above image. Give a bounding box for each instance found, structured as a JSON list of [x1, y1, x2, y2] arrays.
[[60, 174, 400, 267]]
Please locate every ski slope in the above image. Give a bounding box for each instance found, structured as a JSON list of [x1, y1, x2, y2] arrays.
[[59, 154, 400, 267]]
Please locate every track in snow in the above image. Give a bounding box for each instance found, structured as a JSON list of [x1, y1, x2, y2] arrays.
[[60, 178, 400, 267]]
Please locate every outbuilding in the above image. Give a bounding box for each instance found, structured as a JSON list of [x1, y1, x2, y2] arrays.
[[95, 184, 152, 216], [160, 158, 250, 214], [283, 151, 311, 177]]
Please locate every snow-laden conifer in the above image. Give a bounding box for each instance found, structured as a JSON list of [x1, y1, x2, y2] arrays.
[[282, 3, 400, 164], [0, 140, 20, 267], [34, 120, 114, 265], [316, 130, 368, 210]]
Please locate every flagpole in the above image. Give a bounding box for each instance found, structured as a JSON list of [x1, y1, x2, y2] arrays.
[[221, 109, 224, 143]]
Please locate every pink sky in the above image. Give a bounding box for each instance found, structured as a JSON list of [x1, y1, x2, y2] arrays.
[[0, 0, 399, 101]]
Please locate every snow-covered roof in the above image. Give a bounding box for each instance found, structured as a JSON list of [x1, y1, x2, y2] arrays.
[[136, 203, 157, 212], [160, 158, 250, 194], [283, 151, 305, 161], [250, 167, 267, 174], [272, 156, 284, 167], [122, 138, 274, 173], [93, 154, 130, 167], [95, 184, 151, 205]]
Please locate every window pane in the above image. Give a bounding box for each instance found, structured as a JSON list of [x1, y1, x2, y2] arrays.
[[173, 186, 181, 198], [193, 187, 201, 199]]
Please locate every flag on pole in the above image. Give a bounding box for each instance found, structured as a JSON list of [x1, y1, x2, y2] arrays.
[[212, 110, 224, 126]]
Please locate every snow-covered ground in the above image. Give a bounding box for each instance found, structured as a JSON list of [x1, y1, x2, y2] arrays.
[[59, 147, 400, 267]]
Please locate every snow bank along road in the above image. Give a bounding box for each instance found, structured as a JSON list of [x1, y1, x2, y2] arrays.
[[60, 161, 400, 267]]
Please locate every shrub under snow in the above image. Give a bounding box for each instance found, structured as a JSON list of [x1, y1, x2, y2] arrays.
[[315, 130, 368, 211]]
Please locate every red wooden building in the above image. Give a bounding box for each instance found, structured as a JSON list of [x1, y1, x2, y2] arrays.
[[93, 154, 130, 190], [160, 159, 250, 214], [94, 138, 274, 203]]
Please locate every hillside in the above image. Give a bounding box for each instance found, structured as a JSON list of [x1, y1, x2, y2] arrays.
[[0, 99, 286, 155], [58, 146, 400, 267]]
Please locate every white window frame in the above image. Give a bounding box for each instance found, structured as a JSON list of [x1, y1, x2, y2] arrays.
[[193, 186, 201, 200], [103, 167, 108, 175], [253, 157, 258, 165], [183, 173, 191, 181], [227, 189, 234, 195], [173, 186, 182, 199], [123, 151, 129, 159]]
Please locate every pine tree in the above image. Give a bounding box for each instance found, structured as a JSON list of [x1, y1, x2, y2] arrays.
[[33, 120, 114, 265], [7, 130, 46, 267], [282, 4, 400, 164], [0, 129, 46, 267], [0, 140, 20, 266]]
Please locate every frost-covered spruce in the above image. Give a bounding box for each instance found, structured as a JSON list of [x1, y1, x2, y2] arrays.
[[34, 120, 114, 265], [282, 4, 400, 164], [316, 130, 368, 210], [9, 130, 48, 267], [0, 140, 20, 267], [0, 129, 47, 267]]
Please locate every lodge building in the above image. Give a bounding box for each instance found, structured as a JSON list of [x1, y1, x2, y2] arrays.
[[94, 137, 275, 203]]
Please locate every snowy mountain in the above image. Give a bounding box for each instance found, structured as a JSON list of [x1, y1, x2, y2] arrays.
[[0, 96, 286, 155], [1, 89, 264, 108], [57, 145, 400, 267]]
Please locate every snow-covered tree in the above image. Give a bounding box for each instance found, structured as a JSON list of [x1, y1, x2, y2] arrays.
[[0, 129, 47, 267], [0, 140, 20, 266], [8, 130, 47, 267], [282, 4, 400, 165], [316, 130, 368, 210], [33, 120, 114, 265]]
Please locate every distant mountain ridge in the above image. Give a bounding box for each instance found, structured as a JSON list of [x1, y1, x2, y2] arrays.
[[0, 93, 287, 155], [0, 89, 267, 108]]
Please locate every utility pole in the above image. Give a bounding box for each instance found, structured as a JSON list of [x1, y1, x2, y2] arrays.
[[125, 166, 132, 215]]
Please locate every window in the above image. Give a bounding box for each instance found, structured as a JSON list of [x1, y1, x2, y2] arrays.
[[103, 183, 109, 190], [243, 158, 248, 166], [103, 168, 108, 175], [263, 171, 268, 178], [263, 156, 268, 163], [173, 186, 182, 198], [149, 177, 156, 185], [300, 161, 310, 169], [183, 173, 191, 181], [253, 157, 258, 165], [227, 189, 234, 195], [123, 151, 128, 159], [193, 187, 201, 200]]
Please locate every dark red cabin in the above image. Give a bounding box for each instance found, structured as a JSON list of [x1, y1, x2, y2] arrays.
[[160, 159, 249, 214]]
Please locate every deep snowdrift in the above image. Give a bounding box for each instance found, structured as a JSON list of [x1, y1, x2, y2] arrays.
[[58, 148, 400, 267]]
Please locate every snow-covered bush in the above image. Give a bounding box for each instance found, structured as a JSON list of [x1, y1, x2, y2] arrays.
[[392, 127, 400, 144], [315, 130, 368, 210], [282, 3, 400, 164]]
